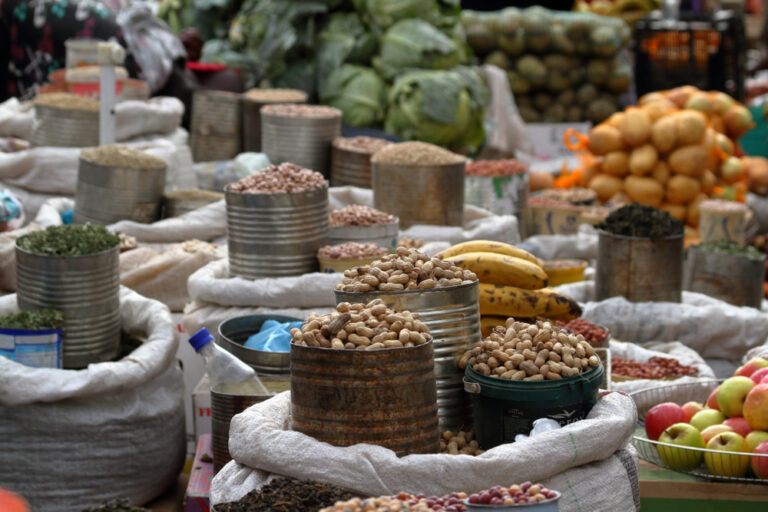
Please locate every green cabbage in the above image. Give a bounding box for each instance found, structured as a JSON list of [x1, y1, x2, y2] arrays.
[[320, 65, 387, 127], [385, 67, 487, 150], [316, 12, 379, 90], [356, 0, 459, 31], [373, 19, 461, 81]]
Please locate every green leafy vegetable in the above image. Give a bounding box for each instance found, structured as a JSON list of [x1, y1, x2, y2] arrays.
[[0, 309, 64, 330], [17, 225, 120, 257], [694, 241, 765, 260], [316, 12, 379, 91], [320, 65, 387, 127]]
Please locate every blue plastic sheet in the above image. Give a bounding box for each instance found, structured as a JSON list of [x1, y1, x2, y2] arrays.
[[244, 320, 302, 352]]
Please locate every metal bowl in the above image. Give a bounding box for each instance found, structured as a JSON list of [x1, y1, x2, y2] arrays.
[[464, 491, 561, 511], [217, 314, 299, 374]]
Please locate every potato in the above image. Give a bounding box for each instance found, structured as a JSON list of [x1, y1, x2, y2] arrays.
[[629, 144, 658, 176], [668, 144, 707, 177], [588, 125, 624, 155], [620, 108, 651, 147], [666, 85, 698, 109], [652, 161, 671, 185], [643, 98, 676, 122], [703, 127, 718, 171], [624, 175, 664, 208], [675, 110, 707, 145], [602, 151, 629, 177], [650, 116, 677, 154], [686, 193, 709, 227], [589, 173, 624, 201], [666, 174, 701, 205], [639, 92, 667, 106], [700, 169, 716, 192], [530, 171, 555, 191], [578, 162, 600, 187], [660, 203, 686, 221], [606, 111, 624, 129]]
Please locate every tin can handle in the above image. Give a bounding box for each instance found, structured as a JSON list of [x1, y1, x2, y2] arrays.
[[463, 378, 481, 394]]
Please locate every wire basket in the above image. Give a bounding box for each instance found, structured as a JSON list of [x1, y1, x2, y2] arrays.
[[630, 380, 768, 484]]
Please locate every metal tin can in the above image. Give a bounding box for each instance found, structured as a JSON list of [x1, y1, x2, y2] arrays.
[[683, 247, 765, 308], [226, 186, 329, 279], [31, 105, 99, 148], [190, 90, 242, 162], [211, 389, 270, 473], [241, 90, 307, 152], [330, 142, 374, 188], [327, 220, 399, 251], [15, 243, 120, 369]]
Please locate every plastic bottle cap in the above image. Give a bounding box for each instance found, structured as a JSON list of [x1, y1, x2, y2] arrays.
[[189, 328, 214, 352]]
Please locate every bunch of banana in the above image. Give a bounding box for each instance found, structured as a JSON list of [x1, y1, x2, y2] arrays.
[[436, 241, 582, 335]]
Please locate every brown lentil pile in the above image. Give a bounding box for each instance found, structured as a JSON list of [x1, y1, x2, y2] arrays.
[[34, 92, 99, 111], [244, 88, 307, 103], [291, 299, 431, 350], [213, 477, 356, 512], [459, 319, 599, 380], [261, 103, 341, 118], [612, 356, 698, 379], [320, 497, 435, 512], [441, 430, 484, 456], [556, 318, 609, 346], [371, 141, 466, 166], [228, 163, 327, 194], [466, 159, 527, 177], [318, 242, 388, 260], [329, 205, 396, 227], [334, 136, 392, 154], [80, 145, 166, 169], [336, 247, 478, 292]]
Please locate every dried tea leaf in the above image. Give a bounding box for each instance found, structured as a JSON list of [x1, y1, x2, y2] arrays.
[[0, 309, 64, 330], [17, 224, 120, 256]]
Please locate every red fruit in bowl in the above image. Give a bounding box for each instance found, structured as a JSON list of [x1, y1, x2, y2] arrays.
[[751, 367, 768, 385], [681, 401, 704, 422], [645, 402, 687, 441], [751, 440, 768, 479], [723, 417, 754, 438], [707, 386, 721, 410]]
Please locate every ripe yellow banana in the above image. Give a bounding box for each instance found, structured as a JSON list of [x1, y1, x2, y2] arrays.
[[480, 315, 508, 337], [446, 252, 548, 289], [436, 240, 543, 268], [478, 283, 582, 320]]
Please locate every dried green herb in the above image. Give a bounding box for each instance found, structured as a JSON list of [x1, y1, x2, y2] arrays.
[[694, 240, 764, 260], [597, 203, 684, 239], [79, 498, 150, 512], [17, 224, 120, 256], [214, 477, 357, 512], [0, 309, 64, 330]]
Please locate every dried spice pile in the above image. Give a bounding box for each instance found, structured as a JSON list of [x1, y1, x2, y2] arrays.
[[329, 205, 395, 226], [34, 92, 99, 111], [80, 145, 166, 169], [228, 163, 328, 194], [0, 309, 64, 330], [261, 103, 341, 118], [334, 136, 391, 154], [371, 141, 465, 166], [245, 88, 307, 103], [213, 477, 356, 512], [17, 224, 121, 256], [596, 203, 683, 238]]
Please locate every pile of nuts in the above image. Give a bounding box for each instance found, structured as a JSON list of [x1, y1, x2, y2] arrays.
[[556, 318, 609, 346], [244, 88, 307, 103], [261, 103, 341, 118], [318, 242, 388, 260], [466, 159, 527, 177], [612, 356, 698, 379], [398, 237, 425, 249], [459, 320, 599, 380], [320, 497, 434, 512], [334, 136, 391, 154], [441, 430, 484, 456], [336, 247, 477, 292], [329, 205, 396, 227], [467, 483, 558, 506], [228, 163, 327, 194], [290, 300, 431, 350], [395, 492, 467, 512]]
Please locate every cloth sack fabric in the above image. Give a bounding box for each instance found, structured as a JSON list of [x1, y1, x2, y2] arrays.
[[517, 225, 598, 261], [0, 288, 185, 510], [210, 391, 640, 511]]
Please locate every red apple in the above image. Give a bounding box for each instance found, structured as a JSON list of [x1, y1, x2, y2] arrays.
[[701, 424, 734, 444], [723, 417, 753, 438], [681, 401, 704, 422], [750, 441, 768, 479], [707, 386, 720, 410], [646, 402, 688, 441], [750, 367, 768, 385], [743, 383, 768, 431], [717, 377, 755, 418], [735, 357, 768, 378]]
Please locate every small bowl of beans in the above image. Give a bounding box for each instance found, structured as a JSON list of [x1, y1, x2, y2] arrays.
[[556, 318, 610, 348], [611, 356, 698, 381]]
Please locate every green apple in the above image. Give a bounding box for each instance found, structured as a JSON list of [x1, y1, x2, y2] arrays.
[[657, 423, 705, 471], [690, 409, 726, 431], [704, 432, 750, 477], [717, 377, 755, 418], [746, 430, 768, 452]]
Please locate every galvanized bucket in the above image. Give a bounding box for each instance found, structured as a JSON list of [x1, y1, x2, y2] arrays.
[[372, 161, 465, 229], [330, 142, 374, 188], [163, 189, 224, 218], [211, 389, 270, 473], [683, 247, 765, 308], [260, 107, 341, 178], [328, 219, 399, 252], [217, 314, 295, 394], [190, 90, 242, 162], [31, 105, 99, 148], [226, 186, 329, 279], [15, 243, 120, 369], [190, 134, 241, 163], [241, 90, 307, 152], [596, 231, 684, 303], [74, 156, 167, 225], [291, 341, 439, 455], [335, 281, 481, 430]]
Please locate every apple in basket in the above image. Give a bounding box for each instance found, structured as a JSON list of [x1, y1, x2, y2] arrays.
[[735, 357, 768, 378], [657, 423, 705, 471], [701, 424, 735, 444], [717, 377, 755, 418], [751, 440, 768, 479], [723, 417, 754, 438], [704, 432, 751, 478], [707, 386, 721, 410], [743, 383, 768, 431], [681, 401, 704, 422], [750, 367, 768, 385], [646, 403, 687, 441], [690, 409, 726, 432]]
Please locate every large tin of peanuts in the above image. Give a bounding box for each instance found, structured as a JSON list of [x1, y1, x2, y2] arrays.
[[335, 282, 480, 431]]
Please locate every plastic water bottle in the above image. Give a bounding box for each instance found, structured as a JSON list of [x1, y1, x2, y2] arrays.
[[188, 328, 269, 395]]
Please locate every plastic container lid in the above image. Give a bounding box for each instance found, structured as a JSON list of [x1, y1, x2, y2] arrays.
[[189, 328, 214, 352]]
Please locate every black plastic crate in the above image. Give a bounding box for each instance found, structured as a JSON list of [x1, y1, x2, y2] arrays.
[[633, 10, 746, 101]]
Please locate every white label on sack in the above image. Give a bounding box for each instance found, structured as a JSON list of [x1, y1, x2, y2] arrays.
[[527, 123, 592, 160], [0, 328, 62, 368]]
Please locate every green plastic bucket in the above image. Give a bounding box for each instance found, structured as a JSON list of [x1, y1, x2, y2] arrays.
[[464, 363, 604, 449]]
